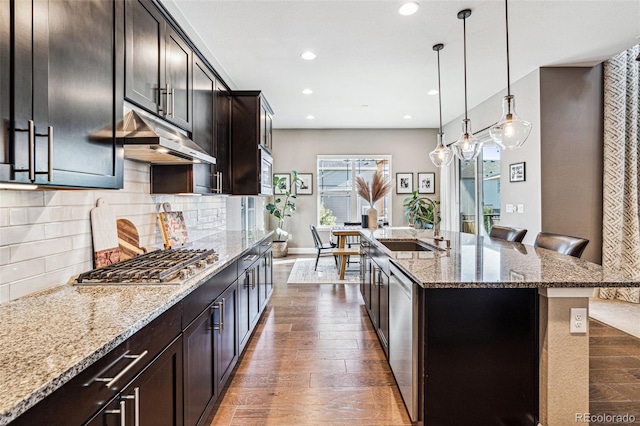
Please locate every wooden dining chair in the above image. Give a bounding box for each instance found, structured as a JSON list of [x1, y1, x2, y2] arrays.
[[310, 225, 337, 270], [534, 232, 589, 258], [489, 225, 527, 243]]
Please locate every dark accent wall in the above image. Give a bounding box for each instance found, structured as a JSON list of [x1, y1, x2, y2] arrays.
[[540, 66, 604, 264]]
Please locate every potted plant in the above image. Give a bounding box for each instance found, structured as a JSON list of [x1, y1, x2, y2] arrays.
[[266, 171, 302, 257], [355, 170, 392, 229], [403, 191, 440, 229]]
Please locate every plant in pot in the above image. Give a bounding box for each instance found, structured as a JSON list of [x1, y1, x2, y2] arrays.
[[266, 171, 302, 257], [355, 171, 392, 229], [403, 191, 440, 229]]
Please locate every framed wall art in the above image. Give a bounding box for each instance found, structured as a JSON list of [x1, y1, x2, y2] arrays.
[[417, 172, 436, 194], [274, 173, 291, 194], [396, 173, 413, 194], [296, 173, 313, 195], [509, 162, 526, 183]]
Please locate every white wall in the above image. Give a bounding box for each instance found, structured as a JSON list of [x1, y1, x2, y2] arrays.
[[442, 69, 542, 245], [0, 160, 227, 303], [271, 128, 439, 250]]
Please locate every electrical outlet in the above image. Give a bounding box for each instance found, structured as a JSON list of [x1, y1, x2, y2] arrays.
[[517, 204, 524, 213], [570, 308, 588, 334], [506, 204, 515, 213]]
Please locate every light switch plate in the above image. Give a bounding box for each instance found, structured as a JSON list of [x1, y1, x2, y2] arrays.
[[517, 204, 524, 213], [570, 308, 588, 334], [506, 204, 515, 213]]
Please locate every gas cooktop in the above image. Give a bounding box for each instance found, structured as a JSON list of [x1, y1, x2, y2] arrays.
[[75, 248, 219, 285]]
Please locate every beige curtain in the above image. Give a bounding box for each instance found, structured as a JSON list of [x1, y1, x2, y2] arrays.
[[600, 44, 640, 303]]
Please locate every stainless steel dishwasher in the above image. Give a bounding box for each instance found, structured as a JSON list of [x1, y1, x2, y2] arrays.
[[388, 263, 418, 422]]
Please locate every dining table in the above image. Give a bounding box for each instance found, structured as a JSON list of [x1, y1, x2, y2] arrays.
[[330, 226, 362, 279]]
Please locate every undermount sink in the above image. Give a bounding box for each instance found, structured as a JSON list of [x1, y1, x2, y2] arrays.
[[378, 240, 439, 252]]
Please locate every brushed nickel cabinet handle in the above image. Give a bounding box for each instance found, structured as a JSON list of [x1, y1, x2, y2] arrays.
[[209, 301, 222, 333], [220, 298, 225, 333], [170, 86, 175, 118], [28, 120, 35, 181], [251, 268, 256, 289], [95, 350, 148, 388], [121, 387, 140, 426], [47, 126, 53, 181], [104, 400, 126, 425]]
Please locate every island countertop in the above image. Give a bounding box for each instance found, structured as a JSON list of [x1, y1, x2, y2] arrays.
[[361, 228, 636, 289], [0, 230, 273, 426]]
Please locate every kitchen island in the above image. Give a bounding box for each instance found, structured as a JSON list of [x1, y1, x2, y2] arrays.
[[0, 230, 273, 426], [359, 228, 636, 426]]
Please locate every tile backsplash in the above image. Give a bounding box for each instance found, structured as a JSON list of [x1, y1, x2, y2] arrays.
[[0, 160, 227, 304]]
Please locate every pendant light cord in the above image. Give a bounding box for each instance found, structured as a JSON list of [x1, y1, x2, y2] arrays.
[[462, 14, 469, 121], [505, 0, 511, 96], [437, 48, 443, 133]]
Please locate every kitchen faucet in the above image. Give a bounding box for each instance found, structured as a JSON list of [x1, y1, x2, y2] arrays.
[[419, 197, 442, 239]]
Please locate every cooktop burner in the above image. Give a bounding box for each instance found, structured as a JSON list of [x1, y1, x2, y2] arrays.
[[75, 248, 219, 285]]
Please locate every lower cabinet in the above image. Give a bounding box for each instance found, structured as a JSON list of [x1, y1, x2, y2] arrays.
[[86, 335, 184, 426], [215, 282, 239, 393], [259, 243, 273, 310]]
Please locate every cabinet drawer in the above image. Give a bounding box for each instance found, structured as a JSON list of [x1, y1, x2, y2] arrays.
[[182, 261, 237, 328], [11, 302, 181, 426]]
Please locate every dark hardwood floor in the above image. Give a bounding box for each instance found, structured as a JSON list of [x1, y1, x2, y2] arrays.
[[208, 255, 411, 425], [589, 319, 640, 422], [206, 255, 640, 425]]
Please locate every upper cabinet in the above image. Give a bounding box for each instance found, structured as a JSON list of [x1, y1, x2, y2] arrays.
[[125, 0, 192, 131], [214, 79, 233, 194], [231, 91, 274, 195], [0, 0, 124, 189]]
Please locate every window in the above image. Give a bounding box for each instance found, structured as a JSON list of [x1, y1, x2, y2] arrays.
[[317, 156, 391, 226], [459, 139, 501, 236]]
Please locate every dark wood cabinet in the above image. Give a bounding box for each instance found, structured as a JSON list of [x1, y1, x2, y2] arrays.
[[214, 79, 232, 194], [0, 0, 9, 182], [260, 243, 273, 310], [230, 91, 274, 195], [125, 0, 192, 131], [238, 253, 260, 352], [2, 0, 124, 188], [87, 335, 184, 426], [360, 240, 388, 354], [183, 305, 216, 426], [151, 164, 212, 195], [215, 282, 239, 391]]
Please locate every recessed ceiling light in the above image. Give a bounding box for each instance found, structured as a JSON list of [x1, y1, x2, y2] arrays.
[[300, 51, 316, 60], [306, 115, 315, 120], [403, 115, 412, 119], [428, 89, 439, 95], [302, 89, 313, 95], [398, 2, 419, 16], [361, 104, 369, 108]]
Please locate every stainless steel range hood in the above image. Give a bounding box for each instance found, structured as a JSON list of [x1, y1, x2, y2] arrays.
[[119, 107, 216, 165]]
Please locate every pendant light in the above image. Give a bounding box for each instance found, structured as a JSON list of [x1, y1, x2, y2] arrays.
[[453, 9, 482, 162], [429, 43, 453, 168], [489, 0, 532, 149]]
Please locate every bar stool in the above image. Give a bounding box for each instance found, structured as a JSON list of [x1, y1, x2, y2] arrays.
[[489, 225, 527, 243], [533, 232, 589, 258]]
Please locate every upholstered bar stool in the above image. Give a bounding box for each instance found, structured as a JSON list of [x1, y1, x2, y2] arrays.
[[533, 232, 589, 258], [489, 225, 528, 243]]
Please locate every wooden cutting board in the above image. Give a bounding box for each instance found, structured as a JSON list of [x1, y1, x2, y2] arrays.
[[158, 202, 189, 249], [117, 218, 146, 261], [90, 198, 120, 268]]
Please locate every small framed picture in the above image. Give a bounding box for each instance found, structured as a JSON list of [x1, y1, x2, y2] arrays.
[[296, 173, 313, 195], [417, 172, 435, 194], [274, 173, 290, 195], [509, 162, 526, 183], [396, 173, 413, 194]]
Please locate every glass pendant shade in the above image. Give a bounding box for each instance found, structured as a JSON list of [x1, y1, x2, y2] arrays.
[[453, 119, 482, 161], [429, 133, 454, 167], [490, 95, 531, 149]]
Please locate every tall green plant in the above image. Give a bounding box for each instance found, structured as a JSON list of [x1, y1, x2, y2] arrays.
[[266, 171, 302, 242]]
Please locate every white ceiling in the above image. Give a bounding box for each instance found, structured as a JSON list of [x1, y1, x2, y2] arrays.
[[163, 0, 640, 129]]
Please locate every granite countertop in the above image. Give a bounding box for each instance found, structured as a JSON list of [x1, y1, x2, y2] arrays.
[[362, 228, 637, 289], [0, 230, 273, 426]]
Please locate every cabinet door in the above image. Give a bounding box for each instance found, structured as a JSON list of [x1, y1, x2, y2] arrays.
[[125, 0, 164, 114], [237, 269, 251, 352], [214, 80, 232, 194], [9, 0, 124, 188], [378, 270, 389, 351], [183, 306, 215, 426], [164, 26, 192, 130], [263, 249, 273, 302], [265, 112, 273, 151], [122, 335, 183, 426], [248, 263, 260, 328], [192, 59, 214, 155], [215, 282, 239, 390], [0, 0, 9, 181]]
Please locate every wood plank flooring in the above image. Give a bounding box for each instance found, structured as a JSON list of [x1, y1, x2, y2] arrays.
[[207, 256, 411, 425], [589, 319, 640, 420]]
